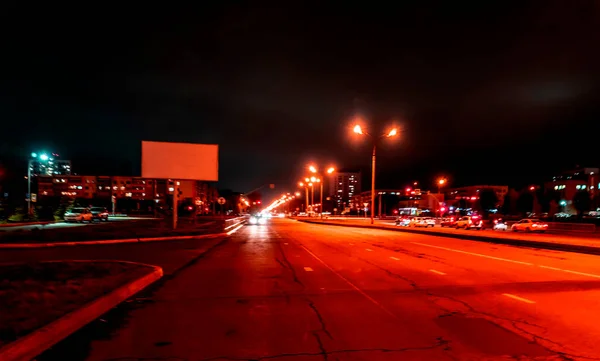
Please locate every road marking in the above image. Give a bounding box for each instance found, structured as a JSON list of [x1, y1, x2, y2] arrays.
[[365, 248, 373, 252], [502, 293, 536, 304], [411, 242, 534, 266], [304, 267, 313, 272], [349, 243, 354, 246], [429, 269, 446, 275], [538, 265, 600, 279], [300, 245, 399, 319], [284, 243, 289, 245], [390, 256, 400, 261], [226, 224, 244, 235]]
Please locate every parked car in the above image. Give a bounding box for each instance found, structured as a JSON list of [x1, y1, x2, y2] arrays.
[[90, 207, 109, 222], [395, 216, 411, 227], [511, 219, 548, 233], [410, 217, 435, 228], [455, 215, 483, 230], [64, 207, 93, 223], [440, 216, 457, 227], [493, 219, 508, 231]]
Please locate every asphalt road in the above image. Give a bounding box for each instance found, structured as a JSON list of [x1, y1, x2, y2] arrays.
[[30, 217, 600, 360]]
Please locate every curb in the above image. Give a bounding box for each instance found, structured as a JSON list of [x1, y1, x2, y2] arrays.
[[0, 221, 56, 228], [297, 219, 600, 256], [0, 232, 227, 249], [0, 263, 163, 361]]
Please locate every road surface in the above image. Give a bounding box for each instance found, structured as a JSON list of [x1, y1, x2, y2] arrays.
[[33, 218, 600, 360]]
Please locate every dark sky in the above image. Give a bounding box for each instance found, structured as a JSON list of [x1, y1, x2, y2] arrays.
[[2, 1, 599, 194]]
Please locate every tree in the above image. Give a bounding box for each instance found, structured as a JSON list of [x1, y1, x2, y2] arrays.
[[573, 190, 591, 218], [478, 189, 498, 214], [516, 192, 534, 216]]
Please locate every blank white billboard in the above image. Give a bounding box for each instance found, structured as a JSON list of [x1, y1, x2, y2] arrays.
[[141, 141, 218, 181]]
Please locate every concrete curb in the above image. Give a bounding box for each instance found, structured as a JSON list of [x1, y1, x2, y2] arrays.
[[0, 262, 163, 361], [0, 232, 227, 249], [0, 221, 57, 228], [297, 219, 600, 256]]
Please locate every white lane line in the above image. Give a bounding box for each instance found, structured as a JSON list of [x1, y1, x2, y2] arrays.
[[411, 242, 534, 266], [390, 256, 400, 261], [284, 243, 289, 245], [304, 267, 313, 272], [226, 224, 244, 235], [502, 293, 536, 304], [365, 248, 373, 252], [301, 245, 399, 319], [538, 265, 600, 279], [429, 269, 446, 275]]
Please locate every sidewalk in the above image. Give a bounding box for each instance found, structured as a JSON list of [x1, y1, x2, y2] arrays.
[[297, 218, 600, 255]]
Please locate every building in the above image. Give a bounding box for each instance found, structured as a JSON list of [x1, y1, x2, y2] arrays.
[[351, 189, 444, 216], [328, 170, 361, 211], [30, 153, 71, 176], [544, 168, 599, 212], [444, 185, 508, 208], [34, 175, 218, 210]]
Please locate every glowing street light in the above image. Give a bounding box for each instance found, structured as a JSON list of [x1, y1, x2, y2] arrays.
[[437, 178, 447, 194], [352, 122, 400, 224], [39, 154, 49, 161]]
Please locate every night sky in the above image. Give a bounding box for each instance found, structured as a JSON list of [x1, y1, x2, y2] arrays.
[[2, 2, 599, 195]]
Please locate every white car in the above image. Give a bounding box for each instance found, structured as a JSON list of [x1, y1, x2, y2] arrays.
[[64, 208, 93, 223], [410, 217, 435, 228], [511, 219, 548, 233], [493, 221, 508, 231]]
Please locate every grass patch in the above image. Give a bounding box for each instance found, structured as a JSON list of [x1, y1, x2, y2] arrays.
[[0, 261, 153, 347]]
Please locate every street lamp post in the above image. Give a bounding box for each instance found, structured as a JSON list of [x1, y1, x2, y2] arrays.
[[308, 165, 335, 219], [353, 124, 398, 224]]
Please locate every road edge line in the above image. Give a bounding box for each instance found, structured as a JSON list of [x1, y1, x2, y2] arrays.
[[0, 263, 163, 361]]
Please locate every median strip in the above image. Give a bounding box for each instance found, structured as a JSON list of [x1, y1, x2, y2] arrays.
[[0, 261, 162, 361]]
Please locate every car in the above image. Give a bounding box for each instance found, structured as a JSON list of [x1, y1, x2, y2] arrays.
[[410, 217, 435, 228], [455, 215, 483, 230], [511, 218, 548, 233], [248, 214, 267, 225], [64, 207, 93, 223], [440, 216, 457, 227], [90, 207, 109, 222], [493, 219, 508, 231], [395, 216, 411, 227]]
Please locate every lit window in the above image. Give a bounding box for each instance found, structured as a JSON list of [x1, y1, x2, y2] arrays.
[[169, 187, 175, 192], [125, 192, 132, 197]]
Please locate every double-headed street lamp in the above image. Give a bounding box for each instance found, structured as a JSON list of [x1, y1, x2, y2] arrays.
[[308, 165, 335, 219], [353, 124, 399, 224]]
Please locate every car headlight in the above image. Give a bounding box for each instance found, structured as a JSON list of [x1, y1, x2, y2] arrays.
[[249, 217, 258, 224]]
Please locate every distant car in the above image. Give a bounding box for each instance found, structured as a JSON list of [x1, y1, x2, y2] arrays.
[[455, 215, 483, 230], [395, 217, 410, 227], [440, 216, 457, 227], [64, 207, 93, 223], [511, 219, 548, 233], [90, 207, 109, 222], [248, 214, 267, 225], [410, 217, 435, 228], [493, 219, 508, 231]]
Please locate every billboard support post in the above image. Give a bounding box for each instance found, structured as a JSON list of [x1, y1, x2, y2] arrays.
[[173, 181, 178, 230]]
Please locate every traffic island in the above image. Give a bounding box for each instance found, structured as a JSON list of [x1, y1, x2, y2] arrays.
[[0, 261, 162, 361]]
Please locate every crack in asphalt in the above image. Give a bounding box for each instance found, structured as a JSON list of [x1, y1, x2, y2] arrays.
[[275, 244, 304, 287], [308, 239, 600, 361], [306, 300, 333, 339], [311, 331, 329, 361], [194, 337, 451, 360]]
